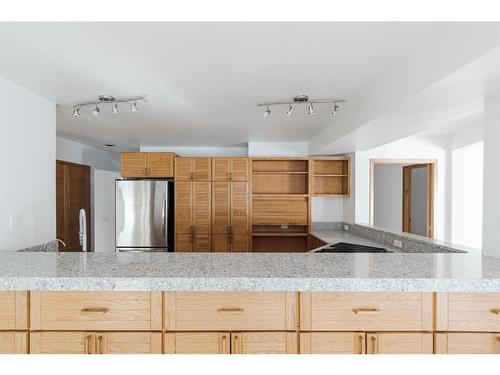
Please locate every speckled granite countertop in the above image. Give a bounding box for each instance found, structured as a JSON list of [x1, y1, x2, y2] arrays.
[[310, 230, 402, 252], [1, 250, 500, 292]]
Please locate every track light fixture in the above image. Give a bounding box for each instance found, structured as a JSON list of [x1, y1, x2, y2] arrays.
[[72, 94, 147, 118], [258, 94, 346, 118]]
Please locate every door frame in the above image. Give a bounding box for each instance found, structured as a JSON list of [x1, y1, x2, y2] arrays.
[[369, 159, 435, 238], [56, 159, 91, 251]]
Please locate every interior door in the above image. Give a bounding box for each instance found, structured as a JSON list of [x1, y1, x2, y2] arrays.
[[164, 332, 230, 354], [97, 332, 162, 354], [366, 332, 433, 354], [231, 332, 297, 354], [56, 160, 91, 251], [30, 332, 95, 354], [300, 332, 365, 354]]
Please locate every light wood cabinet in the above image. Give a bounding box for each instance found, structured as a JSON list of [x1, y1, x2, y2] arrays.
[[212, 158, 249, 181], [252, 196, 308, 226], [0, 331, 28, 354], [366, 332, 433, 354], [0, 291, 28, 330], [30, 332, 161, 354], [175, 157, 211, 180], [120, 152, 175, 178], [30, 292, 162, 331], [311, 157, 350, 196], [164, 292, 297, 331], [300, 292, 433, 332], [212, 181, 250, 252], [164, 332, 296, 354], [175, 181, 211, 252], [300, 332, 365, 354], [434, 333, 500, 354]]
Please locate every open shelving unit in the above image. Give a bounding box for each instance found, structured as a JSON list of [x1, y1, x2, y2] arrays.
[[311, 157, 351, 196]]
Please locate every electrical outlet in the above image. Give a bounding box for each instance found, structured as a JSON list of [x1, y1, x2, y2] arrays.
[[343, 224, 349, 231], [9, 213, 18, 229], [393, 239, 403, 248], [280, 224, 288, 230]]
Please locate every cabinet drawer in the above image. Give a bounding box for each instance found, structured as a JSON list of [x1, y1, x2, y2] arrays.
[[435, 333, 500, 354], [0, 331, 28, 354], [30, 292, 162, 331], [300, 292, 432, 331], [437, 293, 500, 332], [164, 292, 297, 331], [0, 291, 28, 330]]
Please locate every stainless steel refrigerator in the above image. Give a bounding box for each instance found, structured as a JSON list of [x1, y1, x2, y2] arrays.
[[115, 179, 174, 252]]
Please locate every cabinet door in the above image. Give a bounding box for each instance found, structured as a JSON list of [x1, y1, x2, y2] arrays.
[[97, 332, 162, 354], [164, 332, 230, 354], [192, 234, 211, 252], [300, 332, 365, 354], [121, 153, 146, 177], [0, 291, 28, 330], [193, 181, 211, 234], [231, 158, 249, 182], [231, 182, 249, 234], [175, 181, 193, 234], [366, 333, 433, 354], [212, 182, 231, 234], [174, 158, 192, 180], [435, 333, 500, 354], [232, 332, 297, 354], [175, 234, 193, 252], [30, 332, 95, 354], [212, 235, 231, 252], [193, 158, 211, 180], [147, 153, 174, 177], [212, 158, 231, 181], [0, 332, 28, 354], [231, 234, 249, 252]]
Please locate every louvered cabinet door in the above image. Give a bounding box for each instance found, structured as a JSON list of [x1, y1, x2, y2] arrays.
[[193, 158, 211, 180], [212, 158, 231, 181], [212, 182, 231, 235], [231, 234, 249, 252], [175, 181, 193, 235], [120, 153, 147, 177], [174, 158, 192, 180], [231, 182, 249, 235], [175, 234, 193, 252], [230, 158, 249, 181], [212, 235, 231, 252], [147, 153, 174, 177], [193, 181, 211, 235]]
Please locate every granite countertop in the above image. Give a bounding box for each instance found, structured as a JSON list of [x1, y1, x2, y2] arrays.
[[310, 230, 402, 252], [1, 250, 500, 292]]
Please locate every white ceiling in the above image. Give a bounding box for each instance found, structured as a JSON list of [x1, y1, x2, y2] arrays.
[[0, 22, 448, 151]]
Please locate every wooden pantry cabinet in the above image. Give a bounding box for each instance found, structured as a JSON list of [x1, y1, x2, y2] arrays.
[[175, 157, 211, 180], [120, 152, 175, 178], [212, 157, 249, 182]]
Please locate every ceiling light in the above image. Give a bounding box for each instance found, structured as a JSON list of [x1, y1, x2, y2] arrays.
[[286, 104, 294, 117], [72, 95, 147, 119], [72, 107, 80, 118], [264, 105, 271, 118], [308, 103, 315, 116], [332, 103, 340, 116], [112, 103, 119, 114], [92, 106, 100, 116], [130, 102, 138, 112]]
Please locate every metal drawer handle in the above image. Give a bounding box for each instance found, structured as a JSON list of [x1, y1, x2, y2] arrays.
[[353, 308, 380, 315], [217, 307, 244, 314], [490, 308, 500, 315], [81, 307, 109, 313]]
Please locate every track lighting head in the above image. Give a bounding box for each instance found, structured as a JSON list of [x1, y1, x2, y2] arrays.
[[112, 103, 119, 114], [264, 105, 271, 118], [92, 105, 100, 116], [72, 107, 80, 118], [286, 104, 294, 117], [332, 103, 340, 116], [307, 103, 315, 116], [130, 101, 138, 112], [72, 95, 147, 119]]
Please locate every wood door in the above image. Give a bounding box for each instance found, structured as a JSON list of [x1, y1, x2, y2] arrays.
[[212, 235, 231, 252], [192, 234, 211, 252], [403, 163, 434, 238], [30, 332, 95, 354], [164, 332, 230, 354], [231, 332, 297, 354], [175, 181, 193, 234], [212, 158, 231, 181], [147, 153, 174, 177], [0, 332, 28, 354], [231, 233, 249, 252], [366, 333, 433, 354], [231, 158, 249, 181], [193, 181, 211, 235], [0, 291, 28, 330], [97, 332, 162, 354], [174, 157, 192, 180], [120, 153, 147, 177], [193, 158, 211, 180], [175, 234, 193, 252], [56, 160, 91, 252], [212, 182, 231, 235], [435, 333, 500, 354], [300, 332, 365, 354]]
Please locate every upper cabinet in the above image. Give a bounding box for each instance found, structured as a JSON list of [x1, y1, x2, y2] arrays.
[[120, 152, 175, 178], [311, 157, 350, 196], [212, 158, 249, 181], [175, 157, 211, 180]]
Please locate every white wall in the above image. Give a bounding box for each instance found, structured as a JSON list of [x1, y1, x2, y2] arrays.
[[311, 197, 343, 223], [57, 136, 120, 171], [93, 169, 120, 252], [373, 164, 403, 233], [248, 142, 308, 157], [0, 76, 56, 250], [352, 135, 451, 241]]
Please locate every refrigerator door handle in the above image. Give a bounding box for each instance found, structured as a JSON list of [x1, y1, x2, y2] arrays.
[[162, 192, 167, 240]]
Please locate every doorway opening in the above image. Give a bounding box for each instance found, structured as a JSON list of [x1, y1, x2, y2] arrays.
[[56, 160, 91, 251], [370, 160, 435, 238]]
